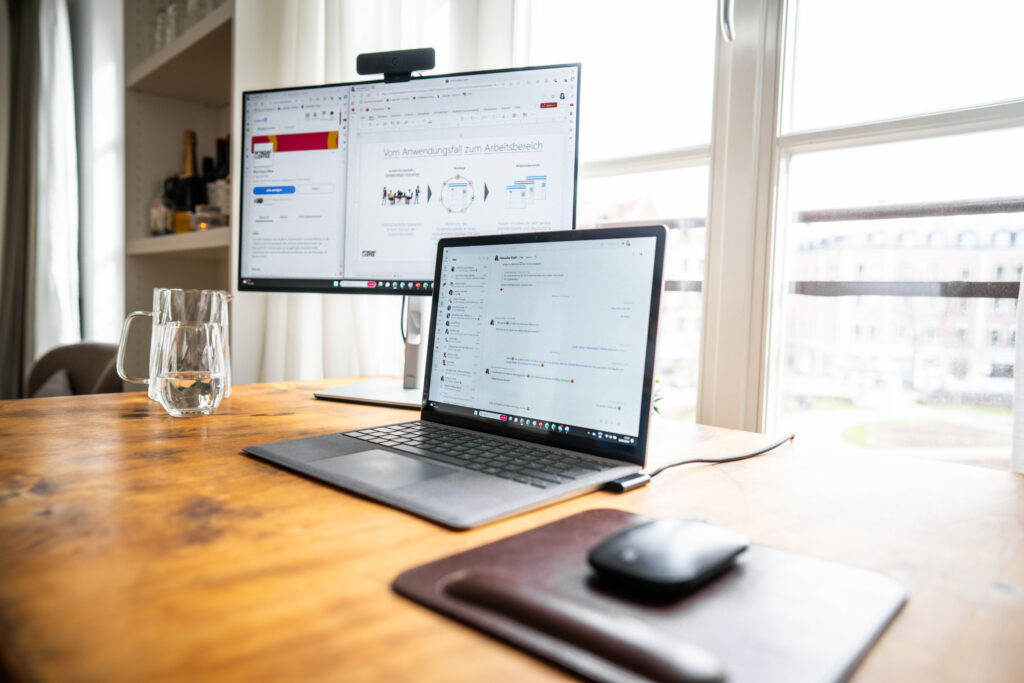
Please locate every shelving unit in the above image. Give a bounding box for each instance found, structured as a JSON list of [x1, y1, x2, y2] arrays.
[[122, 1, 234, 383], [126, 2, 232, 104], [126, 227, 231, 258]]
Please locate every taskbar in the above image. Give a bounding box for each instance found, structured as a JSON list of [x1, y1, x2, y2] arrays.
[[426, 400, 638, 447], [239, 277, 434, 294]]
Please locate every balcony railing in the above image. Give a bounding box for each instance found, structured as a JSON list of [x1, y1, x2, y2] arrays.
[[654, 196, 1024, 299]]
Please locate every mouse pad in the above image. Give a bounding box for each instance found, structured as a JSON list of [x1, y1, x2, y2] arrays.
[[393, 509, 906, 683]]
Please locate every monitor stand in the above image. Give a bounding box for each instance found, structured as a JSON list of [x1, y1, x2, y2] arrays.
[[314, 297, 431, 410]]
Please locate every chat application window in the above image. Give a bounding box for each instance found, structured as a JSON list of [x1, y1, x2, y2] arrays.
[[430, 236, 656, 437]]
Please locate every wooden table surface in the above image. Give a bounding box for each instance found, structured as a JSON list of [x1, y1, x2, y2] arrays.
[[1, 379, 1022, 682]]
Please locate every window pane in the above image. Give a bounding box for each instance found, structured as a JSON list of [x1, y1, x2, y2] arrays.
[[526, 0, 716, 161], [655, 290, 704, 422], [778, 129, 1024, 469], [788, 127, 1024, 209], [578, 166, 708, 236], [580, 166, 709, 421], [783, 0, 1024, 132]]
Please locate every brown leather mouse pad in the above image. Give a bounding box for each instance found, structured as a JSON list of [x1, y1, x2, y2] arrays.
[[393, 509, 906, 683]]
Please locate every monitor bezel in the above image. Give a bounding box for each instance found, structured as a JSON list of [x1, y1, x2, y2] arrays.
[[236, 63, 582, 296], [419, 225, 667, 466]]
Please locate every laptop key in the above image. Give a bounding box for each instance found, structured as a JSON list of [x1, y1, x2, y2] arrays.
[[558, 467, 602, 478], [393, 444, 466, 468], [520, 468, 566, 484]]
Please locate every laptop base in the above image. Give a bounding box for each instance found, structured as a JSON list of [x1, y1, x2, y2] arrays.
[[315, 378, 421, 410]]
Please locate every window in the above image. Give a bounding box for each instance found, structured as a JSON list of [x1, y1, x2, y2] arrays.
[[782, 0, 1024, 132], [514, 0, 1024, 469], [773, 0, 1024, 469]]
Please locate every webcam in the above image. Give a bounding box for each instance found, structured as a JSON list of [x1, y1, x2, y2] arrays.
[[356, 48, 436, 83]]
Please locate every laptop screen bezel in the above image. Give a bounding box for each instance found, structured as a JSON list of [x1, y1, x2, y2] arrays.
[[419, 225, 667, 466]]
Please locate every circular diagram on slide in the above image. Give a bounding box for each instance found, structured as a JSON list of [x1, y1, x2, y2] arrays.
[[440, 174, 475, 213]]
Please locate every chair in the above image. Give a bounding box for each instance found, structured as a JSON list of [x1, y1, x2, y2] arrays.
[[26, 342, 121, 397]]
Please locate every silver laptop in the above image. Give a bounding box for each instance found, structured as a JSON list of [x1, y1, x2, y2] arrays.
[[243, 226, 666, 529]]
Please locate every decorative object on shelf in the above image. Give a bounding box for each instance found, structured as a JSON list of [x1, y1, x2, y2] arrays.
[[148, 176, 175, 236], [205, 134, 232, 219], [214, 135, 230, 179], [172, 211, 192, 233], [163, 0, 184, 50], [184, 0, 216, 31], [153, 0, 168, 53], [190, 204, 227, 231], [150, 130, 229, 236], [145, 0, 223, 60], [206, 179, 231, 219]]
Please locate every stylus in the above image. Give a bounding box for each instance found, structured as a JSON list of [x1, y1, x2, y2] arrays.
[[444, 570, 724, 683]]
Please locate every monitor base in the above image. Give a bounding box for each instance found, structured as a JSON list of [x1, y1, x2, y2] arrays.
[[315, 378, 421, 410]]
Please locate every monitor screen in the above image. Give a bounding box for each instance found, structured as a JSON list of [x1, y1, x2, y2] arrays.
[[238, 64, 581, 294]]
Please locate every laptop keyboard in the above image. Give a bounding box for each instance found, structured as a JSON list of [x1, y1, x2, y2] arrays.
[[344, 421, 611, 489]]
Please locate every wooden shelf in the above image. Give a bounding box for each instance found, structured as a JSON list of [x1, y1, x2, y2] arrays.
[[127, 227, 230, 258], [127, 0, 233, 105]]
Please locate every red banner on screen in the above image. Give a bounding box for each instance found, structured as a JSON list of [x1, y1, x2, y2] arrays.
[[251, 131, 339, 153]]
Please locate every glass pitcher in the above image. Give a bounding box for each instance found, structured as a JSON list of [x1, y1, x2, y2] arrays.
[[116, 288, 232, 399]]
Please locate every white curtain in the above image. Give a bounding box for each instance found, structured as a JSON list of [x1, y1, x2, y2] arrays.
[[67, 0, 124, 344], [32, 0, 81, 360], [0, 1, 9, 268], [235, 0, 514, 382]]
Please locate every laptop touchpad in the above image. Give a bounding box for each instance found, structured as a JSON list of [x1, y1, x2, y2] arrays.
[[310, 449, 453, 490]]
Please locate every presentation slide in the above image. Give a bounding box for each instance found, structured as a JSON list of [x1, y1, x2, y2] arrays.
[[343, 133, 568, 280]]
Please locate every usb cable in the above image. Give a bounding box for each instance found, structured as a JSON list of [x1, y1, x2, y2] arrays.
[[604, 431, 796, 493]]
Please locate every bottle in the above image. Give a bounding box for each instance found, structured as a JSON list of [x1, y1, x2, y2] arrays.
[[201, 156, 215, 183], [214, 135, 230, 180], [176, 129, 206, 213], [149, 178, 173, 235]]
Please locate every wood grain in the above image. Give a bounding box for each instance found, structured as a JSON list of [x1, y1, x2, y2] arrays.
[[1, 379, 1022, 682]]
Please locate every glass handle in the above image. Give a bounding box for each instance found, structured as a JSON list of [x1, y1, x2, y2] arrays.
[[720, 0, 735, 43], [117, 311, 154, 384]]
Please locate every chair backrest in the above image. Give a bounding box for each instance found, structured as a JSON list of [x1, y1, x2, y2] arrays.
[[26, 343, 121, 397]]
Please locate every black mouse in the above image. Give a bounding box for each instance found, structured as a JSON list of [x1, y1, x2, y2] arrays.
[[588, 519, 749, 594]]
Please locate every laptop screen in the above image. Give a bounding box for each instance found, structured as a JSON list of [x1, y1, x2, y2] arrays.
[[421, 227, 665, 464]]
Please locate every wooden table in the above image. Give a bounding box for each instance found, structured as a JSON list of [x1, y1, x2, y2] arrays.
[[1, 380, 1022, 682]]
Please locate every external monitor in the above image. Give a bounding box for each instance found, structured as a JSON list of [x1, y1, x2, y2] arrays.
[[238, 63, 580, 294], [238, 63, 581, 407]]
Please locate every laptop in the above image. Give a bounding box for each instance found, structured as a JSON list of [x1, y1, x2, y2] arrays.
[[243, 226, 666, 529]]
